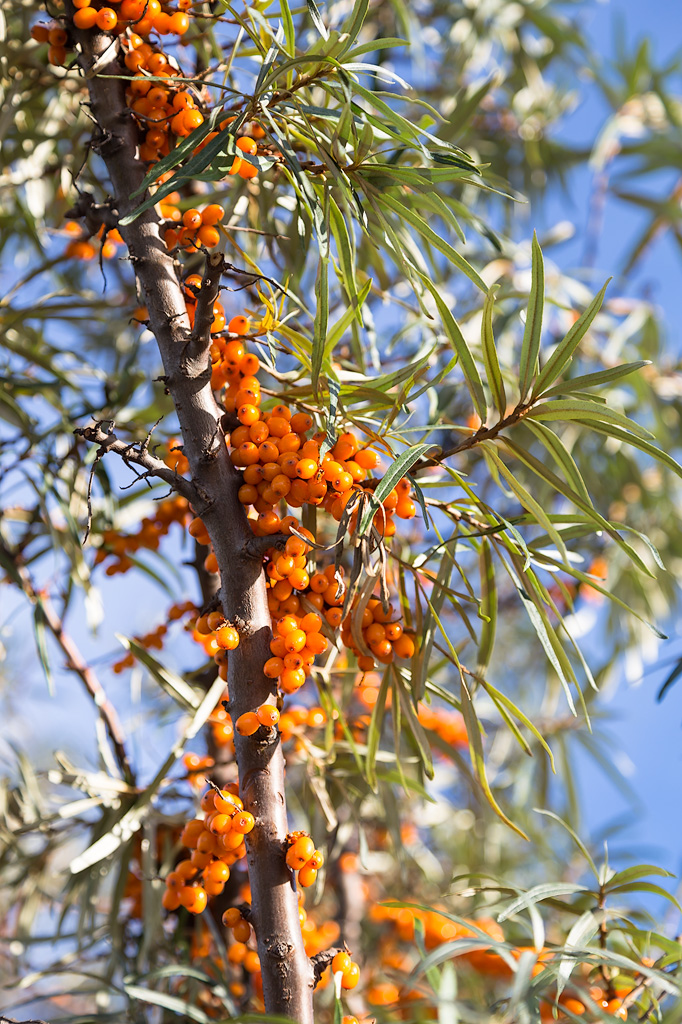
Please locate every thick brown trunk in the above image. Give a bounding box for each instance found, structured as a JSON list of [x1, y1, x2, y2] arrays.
[[70, 23, 314, 1022]]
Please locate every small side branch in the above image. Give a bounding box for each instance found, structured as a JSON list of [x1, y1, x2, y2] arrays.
[[188, 252, 227, 358], [75, 421, 198, 505], [311, 947, 346, 987], [0, 538, 135, 785]]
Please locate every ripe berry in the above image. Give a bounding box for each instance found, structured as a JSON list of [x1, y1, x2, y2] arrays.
[[232, 811, 255, 834], [297, 863, 318, 887], [341, 962, 360, 989], [95, 7, 117, 30], [222, 907, 242, 927], [286, 835, 315, 870], [235, 712, 260, 736], [232, 919, 251, 942], [332, 951, 352, 975], [256, 704, 280, 728], [215, 625, 239, 650]]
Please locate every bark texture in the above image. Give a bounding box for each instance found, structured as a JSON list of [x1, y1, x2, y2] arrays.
[[71, 23, 314, 1022]]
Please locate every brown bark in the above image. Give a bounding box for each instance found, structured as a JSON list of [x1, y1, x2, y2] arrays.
[[69, 23, 314, 1023]]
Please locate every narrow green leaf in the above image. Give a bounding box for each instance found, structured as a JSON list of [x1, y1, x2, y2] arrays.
[[417, 273, 487, 419], [524, 421, 591, 505], [519, 232, 544, 400], [476, 539, 496, 674], [606, 882, 681, 910], [573, 420, 682, 482], [118, 635, 199, 710], [366, 668, 392, 792], [498, 883, 588, 923], [533, 809, 598, 878], [605, 864, 674, 888], [532, 280, 610, 397], [279, 0, 295, 55], [377, 193, 488, 293], [312, 248, 330, 395], [501, 550, 578, 715], [529, 398, 654, 440], [480, 679, 555, 772], [460, 678, 529, 839], [358, 442, 438, 534], [481, 285, 506, 416], [32, 602, 53, 696], [306, 0, 329, 39], [483, 444, 568, 562], [393, 668, 434, 779], [538, 360, 650, 399], [339, 0, 370, 52]]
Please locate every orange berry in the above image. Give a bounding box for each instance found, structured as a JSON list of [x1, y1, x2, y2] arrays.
[[182, 109, 204, 132], [286, 835, 315, 870], [216, 625, 240, 650], [96, 7, 117, 29], [236, 136, 258, 154], [238, 403, 260, 426], [233, 919, 251, 942], [180, 885, 208, 914], [73, 8, 97, 27], [162, 888, 181, 910], [297, 863, 317, 888], [256, 704, 280, 728], [280, 668, 306, 693], [341, 962, 360, 989], [48, 26, 68, 45], [168, 10, 189, 33], [222, 907, 242, 927], [236, 712, 260, 736], [332, 951, 352, 975], [393, 634, 416, 659], [355, 449, 378, 469], [232, 811, 255, 834], [201, 203, 225, 225], [228, 315, 249, 335], [198, 225, 220, 248], [264, 656, 285, 678], [31, 24, 50, 41]]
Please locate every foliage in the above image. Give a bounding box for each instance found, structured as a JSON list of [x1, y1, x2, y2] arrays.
[[1, 0, 682, 1022]]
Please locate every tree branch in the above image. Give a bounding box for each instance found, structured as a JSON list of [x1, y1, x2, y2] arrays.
[[68, 16, 314, 1021], [74, 421, 199, 504], [188, 252, 227, 359], [0, 537, 135, 785]]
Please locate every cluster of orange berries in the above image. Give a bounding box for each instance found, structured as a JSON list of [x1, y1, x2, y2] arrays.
[[163, 786, 253, 915], [340, 595, 415, 671], [228, 393, 417, 536], [220, 908, 261, 974], [77, 0, 189, 37], [62, 222, 125, 261], [417, 702, 468, 748], [330, 950, 361, 991], [285, 832, 324, 888], [163, 202, 224, 252], [95, 495, 190, 575], [235, 703, 280, 735]]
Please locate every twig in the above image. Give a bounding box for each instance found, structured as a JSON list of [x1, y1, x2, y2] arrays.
[[74, 421, 199, 506]]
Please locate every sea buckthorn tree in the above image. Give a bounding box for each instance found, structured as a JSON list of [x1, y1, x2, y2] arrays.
[[2, 1, 682, 1023]]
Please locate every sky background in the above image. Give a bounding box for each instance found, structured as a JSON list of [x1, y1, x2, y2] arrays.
[[2, 0, 682, 910]]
